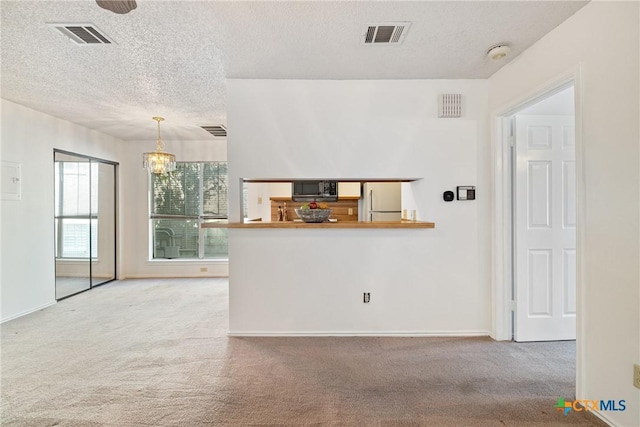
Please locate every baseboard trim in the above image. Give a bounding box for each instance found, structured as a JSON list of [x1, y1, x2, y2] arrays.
[[55, 274, 113, 278], [589, 410, 615, 427], [228, 330, 491, 337], [120, 274, 229, 279], [1, 301, 57, 323]]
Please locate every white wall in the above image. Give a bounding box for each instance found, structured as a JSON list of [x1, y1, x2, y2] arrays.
[[119, 138, 228, 278], [489, 2, 639, 426], [245, 182, 291, 221], [246, 182, 269, 220], [518, 86, 574, 116], [227, 79, 491, 335], [0, 99, 121, 322]]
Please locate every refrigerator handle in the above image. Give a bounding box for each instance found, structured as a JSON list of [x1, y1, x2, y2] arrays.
[[368, 188, 401, 222], [369, 189, 373, 222]]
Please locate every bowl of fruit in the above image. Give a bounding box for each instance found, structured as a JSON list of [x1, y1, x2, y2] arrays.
[[295, 201, 332, 223]]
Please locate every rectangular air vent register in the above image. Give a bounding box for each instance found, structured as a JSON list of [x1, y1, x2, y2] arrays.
[[201, 125, 227, 138], [438, 94, 462, 118], [362, 22, 411, 45], [48, 23, 115, 45]]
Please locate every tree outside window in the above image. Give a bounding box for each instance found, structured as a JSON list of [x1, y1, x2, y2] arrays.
[[150, 162, 228, 259]]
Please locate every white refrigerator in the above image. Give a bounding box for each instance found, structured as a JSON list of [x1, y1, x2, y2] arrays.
[[361, 182, 402, 222]]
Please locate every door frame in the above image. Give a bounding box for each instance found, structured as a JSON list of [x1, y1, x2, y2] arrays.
[[490, 66, 585, 394]]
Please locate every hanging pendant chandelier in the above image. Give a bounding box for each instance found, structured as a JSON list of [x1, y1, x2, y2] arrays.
[[142, 117, 176, 174]]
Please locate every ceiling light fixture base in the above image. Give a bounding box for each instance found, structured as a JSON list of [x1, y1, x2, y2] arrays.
[[96, 0, 137, 15], [487, 44, 511, 60]]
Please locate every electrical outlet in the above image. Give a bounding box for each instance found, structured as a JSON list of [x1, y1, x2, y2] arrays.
[[200, 267, 208, 273], [348, 208, 353, 215], [363, 292, 370, 303], [257, 197, 263, 205], [634, 364, 640, 389]]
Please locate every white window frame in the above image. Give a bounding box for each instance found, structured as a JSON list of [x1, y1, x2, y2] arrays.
[[149, 162, 228, 260], [55, 161, 98, 259]]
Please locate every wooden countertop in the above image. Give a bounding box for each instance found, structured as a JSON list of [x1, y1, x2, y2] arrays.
[[202, 220, 434, 229]]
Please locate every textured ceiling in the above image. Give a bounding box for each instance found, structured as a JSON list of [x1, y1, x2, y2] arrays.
[[0, 1, 588, 141]]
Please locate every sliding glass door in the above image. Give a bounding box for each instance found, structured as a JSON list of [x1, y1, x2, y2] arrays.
[[54, 151, 117, 300], [92, 161, 116, 287]]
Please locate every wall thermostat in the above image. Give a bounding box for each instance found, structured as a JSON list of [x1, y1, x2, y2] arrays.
[[443, 191, 454, 202], [457, 186, 476, 200]]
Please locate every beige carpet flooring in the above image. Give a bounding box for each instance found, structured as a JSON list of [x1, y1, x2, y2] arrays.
[[1, 278, 605, 426]]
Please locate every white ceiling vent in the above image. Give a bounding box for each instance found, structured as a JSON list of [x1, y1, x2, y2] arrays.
[[201, 125, 227, 138], [48, 23, 114, 45], [362, 22, 411, 45], [438, 94, 462, 118]]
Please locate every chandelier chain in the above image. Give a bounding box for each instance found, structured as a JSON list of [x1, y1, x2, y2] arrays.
[[154, 116, 165, 152]]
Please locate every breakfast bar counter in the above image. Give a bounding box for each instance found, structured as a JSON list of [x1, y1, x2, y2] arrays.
[[203, 220, 435, 229]]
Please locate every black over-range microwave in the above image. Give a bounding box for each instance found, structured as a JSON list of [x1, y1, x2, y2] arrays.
[[292, 180, 338, 202]]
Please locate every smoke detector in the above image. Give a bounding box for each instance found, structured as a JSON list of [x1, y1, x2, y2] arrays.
[[487, 44, 511, 60]]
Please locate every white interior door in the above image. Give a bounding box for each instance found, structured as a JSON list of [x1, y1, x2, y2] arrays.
[[515, 115, 576, 341]]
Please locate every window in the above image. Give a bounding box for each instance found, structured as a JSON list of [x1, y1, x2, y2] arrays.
[[54, 161, 98, 258], [150, 162, 228, 259]]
